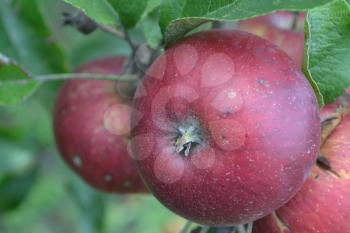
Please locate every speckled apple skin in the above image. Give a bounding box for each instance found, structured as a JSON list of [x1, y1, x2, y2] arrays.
[[253, 106, 350, 233], [238, 11, 305, 68], [54, 57, 147, 193], [131, 30, 320, 226]]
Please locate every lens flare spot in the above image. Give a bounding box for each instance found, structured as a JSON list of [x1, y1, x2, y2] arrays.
[[174, 44, 198, 76], [211, 89, 244, 114], [191, 147, 215, 169], [154, 148, 185, 184], [104, 174, 113, 182], [209, 119, 246, 151], [201, 53, 235, 87], [146, 54, 166, 80], [104, 104, 132, 135], [72, 155, 82, 167]]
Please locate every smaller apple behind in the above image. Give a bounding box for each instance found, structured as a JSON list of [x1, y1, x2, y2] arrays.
[[253, 93, 350, 233], [238, 11, 305, 68], [53, 57, 148, 193]]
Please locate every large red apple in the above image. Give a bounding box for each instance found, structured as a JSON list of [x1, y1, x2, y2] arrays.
[[130, 30, 320, 226], [54, 57, 147, 193], [253, 97, 350, 233], [238, 11, 305, 68]]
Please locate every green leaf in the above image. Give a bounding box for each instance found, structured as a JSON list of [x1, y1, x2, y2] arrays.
[[0, 97, 54, 146], [63, 0, 118, 25], [159, 0, 331, 45], [142, 12, 163, 48], [0, 1, 64, 74], [34, 0, 130, 69], [110, 0, 148, 28], [14, 0, 66, 73], [0, 168, 38, 213], [0, 140, 38, 213], [0, 55, 40, 105], [142, 0, 163, 19], [109, 0, 162, 28], [66, 174, 105, 233], [0, 141, 35, 176], [68, 33, 130, 68], [303, 0, 350, 106]]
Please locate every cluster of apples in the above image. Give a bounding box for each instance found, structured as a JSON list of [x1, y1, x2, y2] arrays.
[[53, 11, 349, 231]]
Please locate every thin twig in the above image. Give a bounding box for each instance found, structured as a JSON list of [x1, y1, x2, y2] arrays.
[[1, 73, 138, 85], [200, 226, 210, 233], [120, 28, 138, 74], [122, 52, 136, 74], [123, 28, 137, 50], [237, 225, 246, 233], [246, 223, 253, 233], [181, 221, 193, 233], [98, 24, 125, 39]]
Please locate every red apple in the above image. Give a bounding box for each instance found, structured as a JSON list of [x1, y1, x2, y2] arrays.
[[54, 57, 147, 193], [253, 96, 350, 233], [238, 11, 305, 68], [130, 30, 320, 226]]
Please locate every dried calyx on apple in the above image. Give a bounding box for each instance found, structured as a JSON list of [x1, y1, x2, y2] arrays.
[[130, 29, 320, 226], [174, 116, 205, 156]]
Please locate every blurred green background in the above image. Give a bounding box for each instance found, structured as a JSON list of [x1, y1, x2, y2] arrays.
[[0, 0, 185, 232]]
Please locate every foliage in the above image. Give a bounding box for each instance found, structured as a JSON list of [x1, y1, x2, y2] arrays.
[[303, 0, 350, 104], [0, 0, 349, 232]]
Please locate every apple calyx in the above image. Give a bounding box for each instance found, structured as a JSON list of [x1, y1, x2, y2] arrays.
[[174, 117, 204, 156]]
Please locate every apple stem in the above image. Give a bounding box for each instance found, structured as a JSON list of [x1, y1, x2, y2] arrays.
[[235, 223, 253, 233], [199, 226, 211, 233], [182, 223, 253, 233], [291, 12, 300, 31], [62, 11, 162, 79], [245, 223, 253, 233], [121, 28, 163, 79]]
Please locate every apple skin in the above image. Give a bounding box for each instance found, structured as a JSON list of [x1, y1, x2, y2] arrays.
[[130, 30, 320, 226], [54, 57, 147, 193], [253, 101, 350, 233], [238, 11, 305, 68]]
